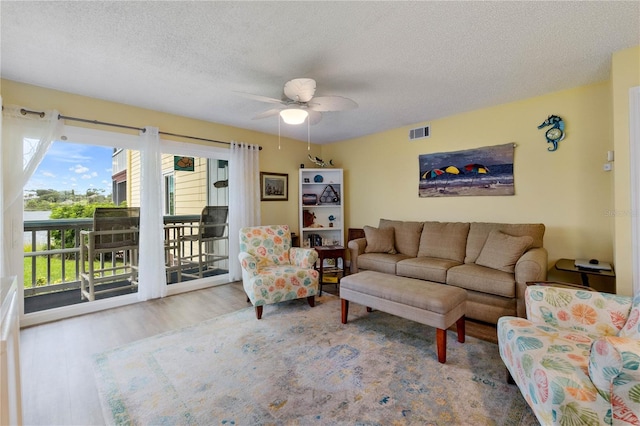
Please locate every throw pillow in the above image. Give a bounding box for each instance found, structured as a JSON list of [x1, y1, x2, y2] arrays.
[[379, 219, 423, 256], [364, 226, 397, 254], [475, 229, 533, 273], [417, 221, 470, 262]]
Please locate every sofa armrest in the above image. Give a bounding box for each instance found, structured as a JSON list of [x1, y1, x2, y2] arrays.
[[289, 247, 319, 268], [515, 247, 548, 283], [515, 247, 548, 318], [589, 336, 640, 419], [347, 237, 367, 274], [238, 252, 259, 277]]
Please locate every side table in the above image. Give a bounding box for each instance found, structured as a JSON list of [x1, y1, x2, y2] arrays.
[[554, 258, 615, 287], [314, 245, 346, 296]]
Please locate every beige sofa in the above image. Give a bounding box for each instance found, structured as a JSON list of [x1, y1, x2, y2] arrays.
[[347, 219, 548, 324]]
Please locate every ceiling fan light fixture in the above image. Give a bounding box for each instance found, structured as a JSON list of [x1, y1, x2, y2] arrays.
[[280, 108, 308, 125]]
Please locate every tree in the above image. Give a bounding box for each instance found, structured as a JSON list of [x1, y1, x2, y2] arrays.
[[50, 202, 116, 250]]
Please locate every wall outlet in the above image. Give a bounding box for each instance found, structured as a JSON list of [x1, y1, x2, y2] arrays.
[[603, 163, 612, 171]]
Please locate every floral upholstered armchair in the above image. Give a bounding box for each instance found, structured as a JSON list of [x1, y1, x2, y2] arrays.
[[238, 225, 319, 319], [498, 284, 640, 425]]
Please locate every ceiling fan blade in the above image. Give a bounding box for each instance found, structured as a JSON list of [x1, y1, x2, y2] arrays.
[[307, 96, 358, 112], [283, 78, 316, 103], [235, 91, 285, 105], [307, 110, 322, 125], [252, 108, 283, 120]]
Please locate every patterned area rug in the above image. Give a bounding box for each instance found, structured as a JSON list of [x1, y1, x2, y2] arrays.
[[93, 295, 537, 425]]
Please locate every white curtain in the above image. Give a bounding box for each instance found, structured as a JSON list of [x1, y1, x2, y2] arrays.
[[228, 141, 260, 281], [1, 105, 63, 281], [137, 126, 168, 300]]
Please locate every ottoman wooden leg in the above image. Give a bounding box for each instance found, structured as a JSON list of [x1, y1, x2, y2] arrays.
[[341, 299, 349, 324], [456, 315, 465, 343], [436, 328, 447, 363]]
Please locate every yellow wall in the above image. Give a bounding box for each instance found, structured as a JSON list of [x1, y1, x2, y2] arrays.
[[3, 44, 638, 296], [612, 46, 640, 296], [323, 81, 617, 289], [0, 79, 322, 233]]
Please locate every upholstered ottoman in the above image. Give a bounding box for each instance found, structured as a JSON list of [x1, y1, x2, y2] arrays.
[[340, 270, 467, 363]]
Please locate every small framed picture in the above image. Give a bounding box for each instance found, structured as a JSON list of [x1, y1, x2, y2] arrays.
[[260, 172, 288, 201]]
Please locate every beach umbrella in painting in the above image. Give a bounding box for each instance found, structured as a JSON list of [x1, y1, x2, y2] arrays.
[[464, 163, 490, 174], [464, 163, 490, 187], [421, 168, 445, 191], [439, 165, 461, 190], [441, 165, 461, 175], [422, 168, 445, 179]]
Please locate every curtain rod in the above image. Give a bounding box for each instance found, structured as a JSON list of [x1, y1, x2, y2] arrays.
[[14, 108, 262, 150]]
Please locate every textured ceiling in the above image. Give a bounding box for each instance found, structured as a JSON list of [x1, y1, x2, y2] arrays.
[[1, 1, 639, 144]]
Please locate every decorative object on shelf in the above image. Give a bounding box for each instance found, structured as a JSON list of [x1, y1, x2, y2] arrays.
[[303, 210, 316, 228], [537, 115, 565, 151], [302, 193, 318, 205], [313, 174, 323, 183], [320, 185, 340, 204], [328, 215, 335, 227], [418, 143, 515, 198], [303, 178, 310, 183], [308, 154, 334, 168], [260, 172, 288, 201]]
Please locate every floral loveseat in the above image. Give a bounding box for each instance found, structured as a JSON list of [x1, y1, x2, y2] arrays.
[[498, 285, 640, 425], [238, 225, 319, 319]]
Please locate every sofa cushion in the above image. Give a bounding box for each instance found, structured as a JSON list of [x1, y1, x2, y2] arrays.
[[475, 230, 533, 273], [417, 221, 469, 262], [465, 222, 545, 264], [397, 257, 461, 283], [379, 219, 423, 257], [363, 225, 397, 254], [447, 263, 516, 298], [357, 253, 412, 275]]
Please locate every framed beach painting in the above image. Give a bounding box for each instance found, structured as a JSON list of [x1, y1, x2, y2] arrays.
[[418, 143, 515, 197]]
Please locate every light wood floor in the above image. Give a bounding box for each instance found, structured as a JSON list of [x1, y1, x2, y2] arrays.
[[20, 281, 497, 425]]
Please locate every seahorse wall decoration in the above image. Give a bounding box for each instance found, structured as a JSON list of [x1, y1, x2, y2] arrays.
[[537, 115, 565, 152]]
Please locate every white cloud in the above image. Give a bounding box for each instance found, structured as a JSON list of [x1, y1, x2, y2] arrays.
[[42, 171, 55, 177], [92, 172, 98, 177], [81, 174, 92, 180], [70, 177, 77, 182], [70, 164, 89, 174]]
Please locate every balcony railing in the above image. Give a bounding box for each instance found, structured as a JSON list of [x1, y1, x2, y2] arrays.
[[23, 215, 229, 300]]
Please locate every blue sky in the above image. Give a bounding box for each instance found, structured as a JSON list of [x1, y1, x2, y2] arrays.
[[26, 141, 114, 194]]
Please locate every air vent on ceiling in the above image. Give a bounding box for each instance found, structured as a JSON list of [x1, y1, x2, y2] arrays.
[[409, 125, 430, 141]]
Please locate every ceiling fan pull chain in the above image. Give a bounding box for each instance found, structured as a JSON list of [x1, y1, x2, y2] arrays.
[[278, 114, 282, 150]]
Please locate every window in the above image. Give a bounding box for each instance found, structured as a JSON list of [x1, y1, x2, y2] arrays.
[[163, 171, 175, 215]]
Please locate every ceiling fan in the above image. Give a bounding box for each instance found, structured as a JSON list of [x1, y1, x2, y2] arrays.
[[239, 78, 358, 125]]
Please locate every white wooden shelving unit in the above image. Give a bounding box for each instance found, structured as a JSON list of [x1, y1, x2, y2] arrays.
[[298, 168, 344, 248]]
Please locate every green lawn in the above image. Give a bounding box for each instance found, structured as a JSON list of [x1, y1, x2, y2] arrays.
[[23, 255, 125, 288]]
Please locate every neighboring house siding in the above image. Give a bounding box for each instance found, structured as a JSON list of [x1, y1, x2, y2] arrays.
[[129, 150, 141, 208], [131, 153, 209, 214], [174, 156, 208, 215]]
